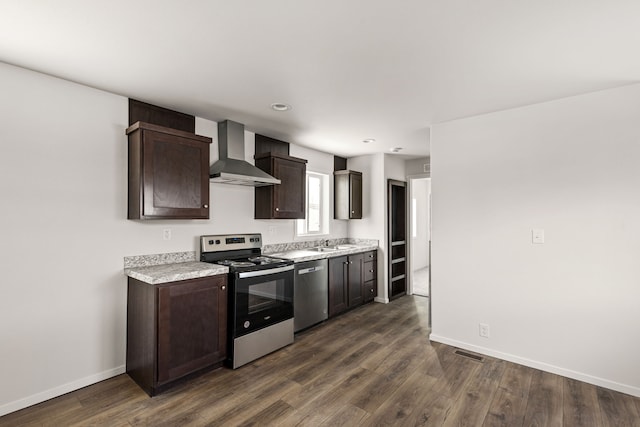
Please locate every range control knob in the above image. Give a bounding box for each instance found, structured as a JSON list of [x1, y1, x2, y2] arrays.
[[244, 321, 250, 329]]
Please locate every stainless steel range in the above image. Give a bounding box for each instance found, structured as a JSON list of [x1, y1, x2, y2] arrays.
[[200, 233, 294, 369]]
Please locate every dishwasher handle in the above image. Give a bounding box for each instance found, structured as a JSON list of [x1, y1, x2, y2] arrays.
[[297, 265, 325, 275]]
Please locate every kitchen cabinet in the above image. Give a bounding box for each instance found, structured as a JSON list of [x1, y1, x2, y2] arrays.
[[363, 250, 377, 303], [254, 152, 307, 219], [328, 251, 376, 317], [126, 275, 227, 396], [328, 255, 349, 317], [334, 170, 362, 219], [127, 121, 211, 219]]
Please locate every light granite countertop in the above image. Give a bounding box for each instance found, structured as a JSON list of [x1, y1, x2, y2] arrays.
[[269, 243, 378, 263], [125, 261, 228, 285]]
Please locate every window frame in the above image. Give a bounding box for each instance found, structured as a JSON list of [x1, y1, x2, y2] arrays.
[[296, 170, 330, 237]]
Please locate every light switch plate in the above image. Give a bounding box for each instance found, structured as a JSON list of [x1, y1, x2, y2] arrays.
[[532, 228, 544, 244]]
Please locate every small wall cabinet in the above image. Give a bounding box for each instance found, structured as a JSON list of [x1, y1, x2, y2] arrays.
[[254, 152, 307, 219], [127, 121, 211, 220], [334, 170, 362, 219], [126, 275, 227, 396]]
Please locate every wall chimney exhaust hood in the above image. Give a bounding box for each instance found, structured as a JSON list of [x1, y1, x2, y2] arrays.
[[209, 120, 281, 186]]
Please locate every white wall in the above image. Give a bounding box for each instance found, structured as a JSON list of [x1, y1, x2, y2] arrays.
[[0, 62, 350, 415], [405, 156, 430, 176], [430, 83, 640, 397]]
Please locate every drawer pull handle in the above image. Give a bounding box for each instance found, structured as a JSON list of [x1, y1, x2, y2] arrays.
[[203, 204, 208, 208], [221, 285, 226, 290]]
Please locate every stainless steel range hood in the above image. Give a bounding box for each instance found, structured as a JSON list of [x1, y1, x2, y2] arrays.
[[209, 120, 281, 186]]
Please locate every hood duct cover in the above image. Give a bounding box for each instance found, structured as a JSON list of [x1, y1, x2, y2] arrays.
[[209, 120, 281, 186]]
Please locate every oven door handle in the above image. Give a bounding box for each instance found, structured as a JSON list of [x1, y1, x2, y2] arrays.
[[238, 265, 294, 278]]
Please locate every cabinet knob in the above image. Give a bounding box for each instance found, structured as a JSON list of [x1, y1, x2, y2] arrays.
[[351, 211, 355, 214], [221, 285, 226, 290], [275, 207, 280, 212], [370, 289, 374, 293], [203, 204, 208, 208], [369, 269, 374, 273], [344, 261, 348, 265]]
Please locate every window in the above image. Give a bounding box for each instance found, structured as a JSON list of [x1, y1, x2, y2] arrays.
[[296, 171, 329, 236]]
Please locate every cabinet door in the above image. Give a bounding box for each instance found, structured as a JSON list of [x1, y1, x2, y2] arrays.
[[157, 276, 226, 384], [272, 156, 306, 219], [349, 172, 362, 219], [255, 153, 307, 219], [142, 130, 209, 219], [328, 256, 348, 317], [347, 253, 364, 308]]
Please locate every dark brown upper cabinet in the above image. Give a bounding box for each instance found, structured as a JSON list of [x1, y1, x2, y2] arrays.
[[254, 152, 307, 219], [334, 170, 363, 219], [127, 122, 211, 220]]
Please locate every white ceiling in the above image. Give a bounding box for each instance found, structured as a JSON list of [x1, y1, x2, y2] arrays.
[[2, 1, 640, 159]]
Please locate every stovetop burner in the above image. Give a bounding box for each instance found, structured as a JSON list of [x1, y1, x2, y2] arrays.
[[217, 260, 256, 267], [199, 233, 292, 273]]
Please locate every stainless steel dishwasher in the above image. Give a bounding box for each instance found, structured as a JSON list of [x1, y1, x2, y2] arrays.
[[294, 259, 328, 332]]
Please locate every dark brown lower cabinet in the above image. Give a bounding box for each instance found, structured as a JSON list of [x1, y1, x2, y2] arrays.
[[363, 250, 377, 302], [328, 255, 349, 317], [127, 275, 227, 396], [328, 251, 377, 317], [347, 253, 364, 307]]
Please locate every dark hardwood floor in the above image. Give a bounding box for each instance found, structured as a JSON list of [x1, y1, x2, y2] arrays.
[[2, 296, 639, 426]]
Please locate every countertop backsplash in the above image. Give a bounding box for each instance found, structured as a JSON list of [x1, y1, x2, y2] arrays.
[[124, 251, 196, 269], [262, 238, 378, 254]]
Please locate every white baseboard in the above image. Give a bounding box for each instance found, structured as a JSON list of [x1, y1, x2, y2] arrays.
[[428, 334, 640, 398], [0, 365, 126, 417], [374, 296, 389, 304]]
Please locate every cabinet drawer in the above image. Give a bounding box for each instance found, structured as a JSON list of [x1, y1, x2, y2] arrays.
[[364, 280, 376, 303], [364, 262, 376, 282]]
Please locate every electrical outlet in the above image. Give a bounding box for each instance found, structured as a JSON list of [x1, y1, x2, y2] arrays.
[[479, 323, 490, 338], [532, 228, 545, 244], [163, 229, 172, 241]]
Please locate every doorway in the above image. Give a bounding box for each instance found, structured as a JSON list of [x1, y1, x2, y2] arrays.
[[387, 179, 407, 300], [409, 177, 431, 297]]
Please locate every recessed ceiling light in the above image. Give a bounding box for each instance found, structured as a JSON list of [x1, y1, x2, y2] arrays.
[[390, 147, 403, 153], [271, 103, 291, 112], [362, 138, 375, 144]]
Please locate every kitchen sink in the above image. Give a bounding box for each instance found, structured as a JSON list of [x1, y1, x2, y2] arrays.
[[310, 245, 357, 252], [310, 247, 338, 252]]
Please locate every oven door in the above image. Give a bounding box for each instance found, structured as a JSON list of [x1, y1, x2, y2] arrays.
[[233, 265, 294, 337]]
